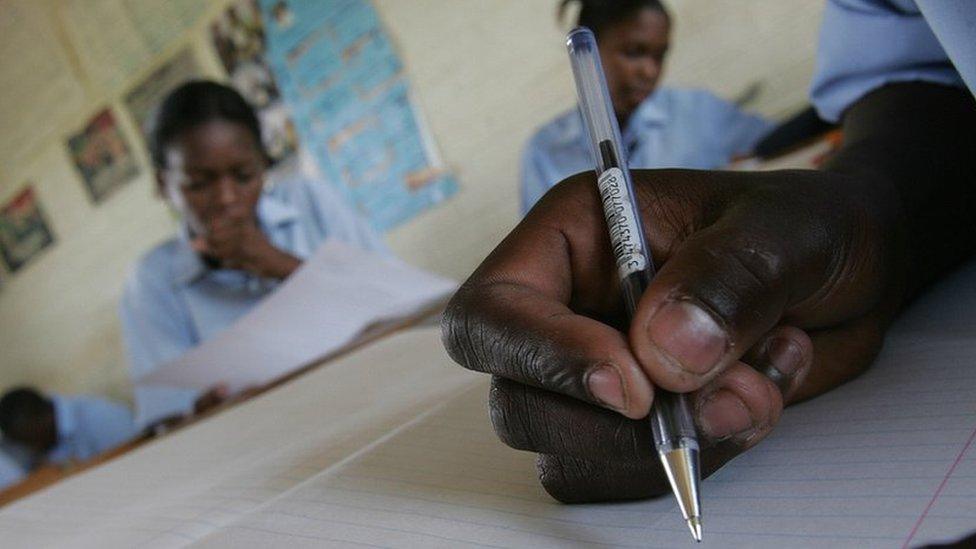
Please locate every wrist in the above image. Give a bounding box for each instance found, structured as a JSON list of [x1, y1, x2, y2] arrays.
[[255, 246, 301, 280]]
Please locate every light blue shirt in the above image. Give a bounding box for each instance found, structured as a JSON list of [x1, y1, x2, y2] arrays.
[[0, 443, 26, 491], [120, 177, 389, 428], [810, 0, 971, 122], [520, 87, 772, 214], [46, 395, 137, 464]]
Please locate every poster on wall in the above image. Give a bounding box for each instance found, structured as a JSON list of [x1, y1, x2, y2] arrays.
[[211, 0, 299, 165], [0, 187, 56, 273], [125, 48, 205, 141], [259, 0, 458, 231], [67, 109, 141, 204]]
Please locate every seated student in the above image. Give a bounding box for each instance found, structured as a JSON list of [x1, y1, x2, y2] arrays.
[[520, 0, 772, 214], [445, 0, 975, 502], [120, 81, 388, 429], [0, 388, 136, 467]]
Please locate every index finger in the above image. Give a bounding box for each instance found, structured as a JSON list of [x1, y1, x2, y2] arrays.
[[443, 179, 654, 419]]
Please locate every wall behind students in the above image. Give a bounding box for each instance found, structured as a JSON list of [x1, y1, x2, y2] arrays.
[[0, 0, 824, 401]]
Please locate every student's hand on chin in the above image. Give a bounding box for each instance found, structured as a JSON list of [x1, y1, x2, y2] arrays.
[[192, 216, 299, 279], [442, 168, 901, 502]]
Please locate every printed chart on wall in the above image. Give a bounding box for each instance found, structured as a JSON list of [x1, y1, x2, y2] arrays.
[[0, 187, 56, 273], [259, 0, 458, 231], [57, 0, 210, 95]]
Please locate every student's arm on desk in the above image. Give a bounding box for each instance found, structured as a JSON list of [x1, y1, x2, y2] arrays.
[[442, 82, 976, 502]]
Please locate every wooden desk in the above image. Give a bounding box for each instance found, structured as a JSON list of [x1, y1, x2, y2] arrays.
[[0, 322, 478, 546], [0, 301, 446, 509]]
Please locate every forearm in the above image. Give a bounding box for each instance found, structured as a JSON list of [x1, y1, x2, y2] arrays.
[[823, 82, 976, 302]]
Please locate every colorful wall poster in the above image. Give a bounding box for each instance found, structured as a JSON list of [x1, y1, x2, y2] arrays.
[[0, 187, 56, 273], [67, 109, 141, 203], [211, 0, 299, 165], [260, 0, 458, 231], [124, 48, 204, 141]]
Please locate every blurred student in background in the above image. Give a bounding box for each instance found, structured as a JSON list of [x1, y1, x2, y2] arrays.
[[520, 0, 772, 214], [120, 81, 387, 429], [0, 387, 136, 472]]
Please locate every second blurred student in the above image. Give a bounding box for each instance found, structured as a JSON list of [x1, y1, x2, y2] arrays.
[[120, 81, 388, 429], [0, 388, 136, 470], [520, 0, 772, 214]]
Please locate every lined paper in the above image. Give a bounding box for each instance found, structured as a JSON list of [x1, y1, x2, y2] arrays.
[[2, 261, 974, 548], [0, 327, 481, 548], [192, 262, 976, 549]]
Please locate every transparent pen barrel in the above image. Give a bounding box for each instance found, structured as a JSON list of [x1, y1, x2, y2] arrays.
[[567, 27, 655, 282], [567, 27, 626, 175], [650, 390, 699, 453]]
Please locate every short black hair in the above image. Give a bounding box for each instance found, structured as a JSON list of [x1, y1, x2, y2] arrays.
[[0, 387, 51, 436], [150, 80, 266, 169], [558, 0, 670, 39]]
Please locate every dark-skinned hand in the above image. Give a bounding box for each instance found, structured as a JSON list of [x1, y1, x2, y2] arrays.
[[444, 83, 976, 504], [442, 165, 904, 503], [192, 213, 300, 280]]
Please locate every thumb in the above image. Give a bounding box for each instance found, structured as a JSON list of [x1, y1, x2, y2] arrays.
[[630, 202, 830, 393]]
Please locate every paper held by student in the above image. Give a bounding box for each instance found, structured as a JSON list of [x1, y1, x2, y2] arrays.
[[139, 239, 457, 392]]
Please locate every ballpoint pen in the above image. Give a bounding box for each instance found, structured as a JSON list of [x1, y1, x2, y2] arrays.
[[566, 27, 703, 543]]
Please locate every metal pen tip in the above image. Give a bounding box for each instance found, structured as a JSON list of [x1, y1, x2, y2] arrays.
[[686, 516, 702, 542]]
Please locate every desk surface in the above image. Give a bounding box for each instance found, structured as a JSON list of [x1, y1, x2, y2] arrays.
[[0, 324, 480, 547], [0, 304, 445, 510], [2, 260, 975, 547]]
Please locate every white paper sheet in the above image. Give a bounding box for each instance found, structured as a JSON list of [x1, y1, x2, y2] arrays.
[[139, 240, 457, 392], [0, 327, 481, 548], [191, 262, 976, 549]]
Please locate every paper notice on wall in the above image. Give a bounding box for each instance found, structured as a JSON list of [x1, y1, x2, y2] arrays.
[[121, 0, 210, 53], [0, 0, 87, 168], [57, 0, 209, 96], [259, 0, 458, 231]]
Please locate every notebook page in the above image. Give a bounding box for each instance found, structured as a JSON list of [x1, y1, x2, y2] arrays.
[[0, 327, 480, 548], [192, 262, 976, 549], [141, 240, 457, 392]]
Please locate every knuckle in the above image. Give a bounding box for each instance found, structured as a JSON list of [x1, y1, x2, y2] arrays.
[[536, 454, 595, 504], [536, 454, 670, 503], [440, 288, 491, 373], [488, 377, 542, 452], [721, 238, 787, 290], [441, 284, 552, 382]]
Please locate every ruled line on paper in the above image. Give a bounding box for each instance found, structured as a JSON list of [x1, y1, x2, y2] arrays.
[[902, 424, 976, 548]]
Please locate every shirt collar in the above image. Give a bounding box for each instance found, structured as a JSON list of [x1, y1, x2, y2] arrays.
[[557, 89, 670, 148], [627, 89, 670, 131], [172, 194, 299, 285]]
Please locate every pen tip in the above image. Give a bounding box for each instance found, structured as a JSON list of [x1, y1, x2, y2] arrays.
[[687, 516, 702, 543]]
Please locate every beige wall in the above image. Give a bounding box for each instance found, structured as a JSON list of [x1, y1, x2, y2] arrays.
[[0, 0, 824, 401]]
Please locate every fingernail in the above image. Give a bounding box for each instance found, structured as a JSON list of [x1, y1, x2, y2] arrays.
[[699, 390, 753, 439], [768, 337, 804, 376], [648, 301, 727, 375], [586, 363, 627, 412]]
